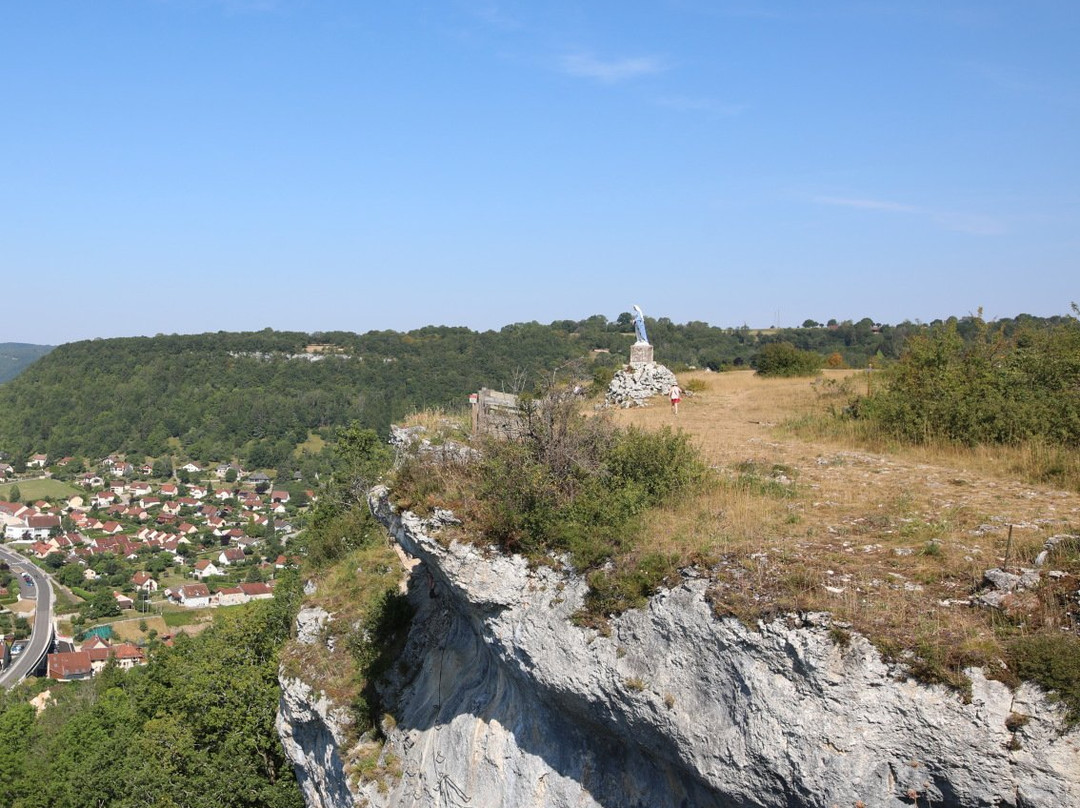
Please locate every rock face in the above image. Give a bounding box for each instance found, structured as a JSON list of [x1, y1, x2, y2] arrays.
[[278, 675, 358, 808], [277, 606, 360, 808], [279, 491, 1080, 808], [605, 362, 678, 408]]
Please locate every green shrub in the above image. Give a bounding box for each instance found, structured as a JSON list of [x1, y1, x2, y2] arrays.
[[605, 426, 704, 501], [591, 365, 616, 393], [349, 588, 415, 735], [583, 552, 680, 616], [1008, 634, 1080, 725], [398, 392, 705, 617], [755, 342, 824, 377], [854, 316, 1080, 448]]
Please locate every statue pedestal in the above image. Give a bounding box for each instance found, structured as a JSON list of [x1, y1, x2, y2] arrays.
[[629, 342, 654, 367]]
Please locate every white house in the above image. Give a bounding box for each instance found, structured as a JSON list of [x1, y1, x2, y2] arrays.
[[175, 583, 212, 608], [3, 512, 61, 541], [192, 560, 223, 579], [218, 547, 246, 566]]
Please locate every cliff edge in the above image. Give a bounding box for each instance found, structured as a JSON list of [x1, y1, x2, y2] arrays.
[[278, 487, 1079, 808]]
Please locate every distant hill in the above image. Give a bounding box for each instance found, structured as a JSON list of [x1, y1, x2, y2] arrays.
[[0, 343, 54, 383], [0, 313, 1059, 468], [0, 326, 601, 468]]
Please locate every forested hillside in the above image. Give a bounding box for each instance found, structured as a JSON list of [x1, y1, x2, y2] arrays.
[[0, 343, 53, 384], [0, 576, 305, 808], [0, 313, 1063, 468]]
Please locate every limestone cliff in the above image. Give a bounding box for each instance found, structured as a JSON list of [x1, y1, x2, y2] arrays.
[[279, 490, 1080, 807]]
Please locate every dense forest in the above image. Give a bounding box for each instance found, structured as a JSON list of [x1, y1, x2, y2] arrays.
[[0, 344, 53, 384], [0, 312, 1069, 469]]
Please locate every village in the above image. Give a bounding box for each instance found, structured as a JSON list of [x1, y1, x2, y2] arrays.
[[0, 452, 306, 682]]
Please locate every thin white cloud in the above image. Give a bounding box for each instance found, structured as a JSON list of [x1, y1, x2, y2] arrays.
[[654, 95, 745, 115], [462, 0, 524, 31], [815, 196, 919, 213], [931, 211, 1006, 236], [674, 1, 997, 27], [559, 52, 666, 84], [814, 195, 1005, 235], [960, 61, 1078, 107], [156, 0, 285, 13]]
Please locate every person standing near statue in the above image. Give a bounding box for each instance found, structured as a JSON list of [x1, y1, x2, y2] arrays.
[[669, 381, 682, 414]]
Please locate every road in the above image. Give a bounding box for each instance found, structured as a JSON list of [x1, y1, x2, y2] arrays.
[[0, 544, 54, 689]]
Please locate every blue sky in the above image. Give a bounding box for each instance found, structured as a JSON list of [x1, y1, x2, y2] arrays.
[[2, 1, 1077, 344]]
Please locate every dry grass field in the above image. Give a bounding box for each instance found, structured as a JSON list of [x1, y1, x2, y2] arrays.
[[609, 369, 1080, 685]]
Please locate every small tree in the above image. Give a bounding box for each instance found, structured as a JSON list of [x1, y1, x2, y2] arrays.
[[152, 458, 173, 479], [81, 589, 121, 620], [8, 484, 20, 503]]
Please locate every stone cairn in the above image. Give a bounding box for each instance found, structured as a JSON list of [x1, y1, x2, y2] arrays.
[[605, 361, 678, 408]]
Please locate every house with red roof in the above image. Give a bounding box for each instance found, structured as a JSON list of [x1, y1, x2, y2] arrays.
[[109, 462, 134, 478], [92, 492, 116, 508], [238, 582, 273, 601], [30, 541, 56, 558], [48, 651, 93, 681], [128, 481, 153, 498], [216, 585, 246, 607], [132, 571, 159, 593], [218, 547, 246, 566], [82, 640, 146, 674]]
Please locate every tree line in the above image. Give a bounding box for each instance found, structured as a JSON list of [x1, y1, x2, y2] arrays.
[[0, 313, 1069, 468]]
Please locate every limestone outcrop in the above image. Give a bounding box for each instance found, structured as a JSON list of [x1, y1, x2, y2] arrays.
[[278, 491, 1080, 808], [277, 606, 360, 808]]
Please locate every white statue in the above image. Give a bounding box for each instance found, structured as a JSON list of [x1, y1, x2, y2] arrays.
[[632, 305, 649, 345]]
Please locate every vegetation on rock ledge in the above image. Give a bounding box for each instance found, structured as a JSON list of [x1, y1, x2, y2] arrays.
[[393, 391, 706, 620]]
